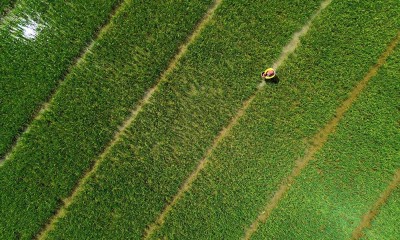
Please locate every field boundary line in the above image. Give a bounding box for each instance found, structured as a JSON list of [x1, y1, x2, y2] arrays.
[[35, 0, 222, 239], [350, 169, 400, 239], [143, 0, 332, 239], [0, 0, 126, 165], [242, 31, 400, 240], [271, 0, 331, 70]]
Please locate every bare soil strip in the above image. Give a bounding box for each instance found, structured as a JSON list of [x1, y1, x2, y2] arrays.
[[271, 0, 332, 70], [143, 93, 257, 239], [350, 169, 400, 239], [0, 0, 127, 165], [35, 1, 222, 239], [242, 31, 400, 240], [143, 0, 332, 239]]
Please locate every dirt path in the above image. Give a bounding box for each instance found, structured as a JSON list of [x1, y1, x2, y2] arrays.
[[143, 92, 256, 239], [35, 0, 222, 239], [271, 0, 332, 71], [351, 169, 400, 239], [242, 31, 400, 240]]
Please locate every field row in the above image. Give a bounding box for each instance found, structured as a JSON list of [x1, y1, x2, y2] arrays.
[[252, 43, 400, 239], [0, 0, 122, 158], [0, 0, 399, 239], [45, 0, 400, 240], [148, 1, 400, 239], [43, 0, 325, 239], [0, 0, 213, 239], [352, 49, 400, 239], [363, 177, 400, 239], [1, 0, 323, 238]]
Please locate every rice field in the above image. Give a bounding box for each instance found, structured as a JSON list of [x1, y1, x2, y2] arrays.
[[0, 0, 399, 239], [0, 0, 122, 158]]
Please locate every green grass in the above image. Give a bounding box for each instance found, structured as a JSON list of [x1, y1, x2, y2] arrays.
[[362, 187, 400, 240], [0, 0, 122, 158], [41, 0, 325, 239], [253, 45, 400, 239], [0, 0, 212, 239], [143, 1, 399, 239]]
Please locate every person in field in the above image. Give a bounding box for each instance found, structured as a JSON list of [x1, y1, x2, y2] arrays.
[[261, 68, 275, 79], [261, 68, 279, 83]]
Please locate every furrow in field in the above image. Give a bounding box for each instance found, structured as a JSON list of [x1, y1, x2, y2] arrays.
[[148, 1, 400, 239], [271, 0, 332, 71], [36, 1, 222, 239], [245, 31, 400, 240], [0, 1, 213, 239], [143, 92, 258, 240], [361, 179, 400, 239], [144, 0, 332, 238], [252, 32, 400, 239], [0, 0, 123, 161], [0, 0, 127, 165], [351, 169, 400, 239], [40, 0, 324, 239]]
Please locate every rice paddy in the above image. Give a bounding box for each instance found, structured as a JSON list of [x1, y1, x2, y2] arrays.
[[1, 0, 399, 239]]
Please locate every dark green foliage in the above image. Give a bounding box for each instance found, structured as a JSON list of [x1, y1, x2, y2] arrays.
[[0, 0, 212, 239], [1, 0, 399, 239]]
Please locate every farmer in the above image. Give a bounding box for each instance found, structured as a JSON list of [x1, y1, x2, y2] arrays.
[[261, 68, 276, 80], [261, 67, 279, 83]]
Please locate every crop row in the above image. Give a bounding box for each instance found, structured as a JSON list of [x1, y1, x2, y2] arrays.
[[42, 0, 324, 239], [253, 41, 400, 239], [148, 0, 400, 239], [0, 0, 122, 158], [0, 0, 212, 239], [363, 182, 400, 239]]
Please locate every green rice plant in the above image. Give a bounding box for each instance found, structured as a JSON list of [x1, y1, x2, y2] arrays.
[[0, 0, 212, 239], [362, 187, 400, 240], [144, 1, 400, 239], [0, 0, 123, 158], [43, 0, 325, 239], [253, 46, 400, 239]]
